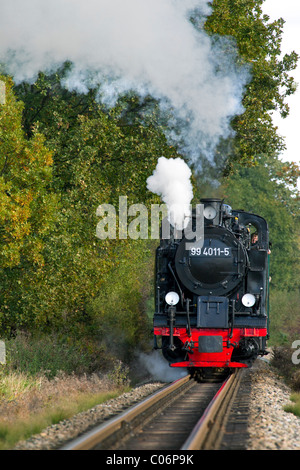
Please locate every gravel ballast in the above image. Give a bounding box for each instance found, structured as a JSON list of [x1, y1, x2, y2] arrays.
[[246, 357, 300, 450]]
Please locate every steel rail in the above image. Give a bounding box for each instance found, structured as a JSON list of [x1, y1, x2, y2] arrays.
[[181, 369, 243, 450], [61, 374, 191, 450]]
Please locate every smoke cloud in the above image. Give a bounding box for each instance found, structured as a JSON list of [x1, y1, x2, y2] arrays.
[[0, 0, 249, 166], [147, 156, 193, 229], [139, 350, 188, 382]]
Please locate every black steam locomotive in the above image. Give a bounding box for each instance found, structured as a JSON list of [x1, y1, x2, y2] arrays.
[[153, 198, 270, 370]]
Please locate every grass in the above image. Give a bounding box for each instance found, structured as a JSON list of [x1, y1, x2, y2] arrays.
[[0, 371, 41, 401], [284, 393, 300, 418], [0, 368, 130, 450], [0, 332, 132, 450], [0, 382, 126, 449]]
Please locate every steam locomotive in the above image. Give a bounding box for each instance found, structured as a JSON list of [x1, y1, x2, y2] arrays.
[[153, 198, 270, 372]]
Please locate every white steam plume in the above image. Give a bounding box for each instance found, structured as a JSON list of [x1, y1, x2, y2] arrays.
[[139, 351, 187, 382], [147, 156, 193, 230], [0, 0, 250, 167]]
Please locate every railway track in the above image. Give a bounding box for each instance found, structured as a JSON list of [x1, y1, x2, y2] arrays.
[[62, 368, 245, 451]]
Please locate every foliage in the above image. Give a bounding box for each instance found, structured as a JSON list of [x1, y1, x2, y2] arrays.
[[271, 347, 300, 392], [1, 69, 172, 345], [0, 75, 58, 268], [5, 331, 105, 378], [86, 240, 156, 363], [268, 290, 300, 345]]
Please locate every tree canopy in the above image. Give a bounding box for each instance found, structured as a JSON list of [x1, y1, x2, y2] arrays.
[[0, 76, 58, 268]]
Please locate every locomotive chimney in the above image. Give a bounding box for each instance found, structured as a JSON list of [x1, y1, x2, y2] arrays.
[[200, 198, 223, 226]]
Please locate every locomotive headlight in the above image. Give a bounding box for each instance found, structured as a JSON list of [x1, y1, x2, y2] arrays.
[[165, 291, 180, 306], [203, 205, 217, 220], [242, 293, 256, 307]]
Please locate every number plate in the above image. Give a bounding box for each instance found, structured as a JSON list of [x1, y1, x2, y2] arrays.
[[189, 246, 231, 257]]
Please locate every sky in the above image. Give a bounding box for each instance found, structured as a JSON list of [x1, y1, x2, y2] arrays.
[[262, 0, 300, 171]]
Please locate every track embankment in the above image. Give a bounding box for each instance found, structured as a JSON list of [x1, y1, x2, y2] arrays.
[[14, 353, 300, 451]]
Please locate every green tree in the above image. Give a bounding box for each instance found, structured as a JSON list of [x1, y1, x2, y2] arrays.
[[0, 76, 57, 268], [0, 75, 59, 332], [1, 70, 178, 339]]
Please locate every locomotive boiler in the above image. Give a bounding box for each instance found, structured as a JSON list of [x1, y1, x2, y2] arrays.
[[153, 198, 270, 372]]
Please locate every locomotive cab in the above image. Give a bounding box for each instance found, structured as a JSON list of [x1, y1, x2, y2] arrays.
[[153, 198, 270, 369]]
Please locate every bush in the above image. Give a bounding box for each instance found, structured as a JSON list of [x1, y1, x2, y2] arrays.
[[5, 332, 105, 379], [86, 239, 155, 363], [268, 289, 300, 346], [271, 346, 300, 391]]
